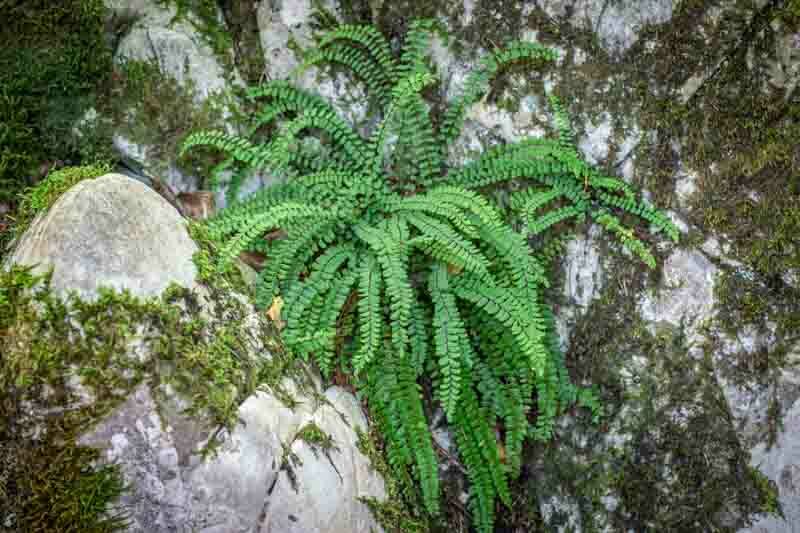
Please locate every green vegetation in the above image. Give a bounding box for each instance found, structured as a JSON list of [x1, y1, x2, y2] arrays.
[[499, 255, 782, 532], [155, 0, 233, 65], [356, 426, 432, 533], [0, 0, 113, 205], [180, 19, 677, 532], [104, 59, 233, 188], [5, 164, 111, 252], [635, 0, 800, 444], [0, 170, 295, 530]]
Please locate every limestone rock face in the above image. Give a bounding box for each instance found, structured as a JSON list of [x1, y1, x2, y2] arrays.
[[745, 397, 800, 533], [9, 173, 198, 299], [537, 0, 674, 55], [10, 173, 386, 533], [78, 381, 386, 533], [256, 0, 369, 128], [57, 0, 800, 529], [638, 248, 719, 338], [114, 18, 232, 101], [108, 0, 241, 195]]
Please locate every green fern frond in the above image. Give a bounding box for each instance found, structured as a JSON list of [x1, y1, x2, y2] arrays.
[[216, 203, 333, 267], [408, 298, 431, 377], [369, 69, 437, 176], [308, 271, 358, 375], [254, 218, 339, 305], [247, 81, 372, 170], [304, 24, 395, 102], [282, 243, 357, 348], [304, 45, 393, 102], [354, 254, 383, 374], [405, 212, 490, 275], [315, 24, 395, 79], [526, 204, 586, 235], [393, 19, 438, 83], [180, 19, 678, 533], [592, 209, 657, 268], [428, 264, 469, 421]]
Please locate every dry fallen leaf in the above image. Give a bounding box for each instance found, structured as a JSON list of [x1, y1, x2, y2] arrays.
[[177, 191, 216, 220], [446, 263, 464, 275], [266, 296, 285, 330], [238, 250, 267, 271]]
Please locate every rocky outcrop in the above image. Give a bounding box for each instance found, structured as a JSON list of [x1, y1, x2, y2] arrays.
[[8, 173, 386, 533], [55, 0, 799, 530]]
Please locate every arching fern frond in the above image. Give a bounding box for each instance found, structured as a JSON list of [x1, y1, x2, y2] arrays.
[[180, 19, 677, 533], [304, 24, 395, 102], [216, 203, 333, 268], [393, 19, 438, 83], [354, 253, 382, 374]]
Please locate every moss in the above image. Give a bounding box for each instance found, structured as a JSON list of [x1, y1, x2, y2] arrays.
[[493, 245, 779, 531], [0, 266, 135, 532], [155, 0, 234, 67], [355, 426, 433, 533], [220, 0, 267, 84], [0, 442, 128, 533], [295, 421, 336, 453], [0, 0, 113, 206], [608, 342, 773, 532], [703, 268, 799, 448], [5, 164, 112, 252], [99, 59, 235, 188], [0, 217, 296, 529], [752, 466, 783, 517]]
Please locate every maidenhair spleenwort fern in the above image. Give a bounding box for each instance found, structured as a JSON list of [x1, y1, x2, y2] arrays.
[[180, 19, 678, 532]]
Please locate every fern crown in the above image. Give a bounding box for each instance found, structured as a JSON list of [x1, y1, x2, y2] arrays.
[[181, 19, 678, 533]]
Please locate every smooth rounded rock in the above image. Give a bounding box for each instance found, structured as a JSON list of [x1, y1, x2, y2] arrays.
[[9, 173, 198, 299]]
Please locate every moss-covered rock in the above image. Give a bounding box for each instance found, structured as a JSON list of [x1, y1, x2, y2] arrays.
[[2, 171, 388, 532]]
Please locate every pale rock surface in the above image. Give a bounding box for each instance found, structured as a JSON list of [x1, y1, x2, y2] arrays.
[[10, 173, 386, 533], [744, 395, 800, 533], [563, 224, 605, 310], [256, 0, 369, 129], [8, 173, 198, 299], [578, 112, 613, 165], [638, 248, 718, 340], [537, 0, 674, 56], [54, 0, 800, 529], [109, 0, 241, 194], [114, 8, 234, 99]]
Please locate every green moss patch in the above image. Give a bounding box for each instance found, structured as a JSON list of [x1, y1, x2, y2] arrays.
[[4, 164, 111, 253], [0, 225, 294, 529], [155, 0, 234, 67], [100, 58, 236, 188], [0, 0, 113, 206], [491, 252, 781, 531], [356, 426, 433, 533]]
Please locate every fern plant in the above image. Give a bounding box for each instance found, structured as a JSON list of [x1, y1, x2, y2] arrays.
[[180, 19, 678, 532]]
